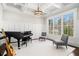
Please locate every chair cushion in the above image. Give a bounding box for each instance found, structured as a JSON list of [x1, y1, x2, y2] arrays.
[[53, 40, 64, 43], [54, 41, 65, 45]]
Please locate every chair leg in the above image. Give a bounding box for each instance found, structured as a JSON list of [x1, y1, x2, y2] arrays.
[[44, 38, 46, 41], [52, 41, 54, 45], [39, 38, 40, 41], [56, 45, 58, 49], [66, 45, 67, 49]]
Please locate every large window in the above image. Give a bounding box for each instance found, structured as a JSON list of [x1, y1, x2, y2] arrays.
[[48, 12, 74, 36], [54, 16, 61, 35], [63, 12, 73, 36]]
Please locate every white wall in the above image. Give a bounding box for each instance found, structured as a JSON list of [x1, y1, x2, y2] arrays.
[[72, 8, 79, 47], [0, 5, 3, 29], [0, 7, 43, 39]]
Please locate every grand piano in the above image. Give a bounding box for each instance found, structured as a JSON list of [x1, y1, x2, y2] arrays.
[[2, 31, 33, 49]]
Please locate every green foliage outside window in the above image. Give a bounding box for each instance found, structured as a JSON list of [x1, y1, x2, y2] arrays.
[[63, 12, 73, 36]]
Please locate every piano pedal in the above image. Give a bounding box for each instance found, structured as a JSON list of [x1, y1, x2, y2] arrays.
[[18, 47, 20, 49]]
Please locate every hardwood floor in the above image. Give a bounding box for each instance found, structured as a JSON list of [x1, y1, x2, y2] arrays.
[[69, 48, 79, 56]]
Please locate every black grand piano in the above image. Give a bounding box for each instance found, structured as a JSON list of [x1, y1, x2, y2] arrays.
[[3, 31, 33, 49]]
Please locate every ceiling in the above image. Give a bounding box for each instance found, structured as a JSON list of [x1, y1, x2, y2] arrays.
[[1, 3, 79, 17]]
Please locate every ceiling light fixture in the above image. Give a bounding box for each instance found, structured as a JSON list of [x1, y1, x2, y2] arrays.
[[34, 4, 43, 15]]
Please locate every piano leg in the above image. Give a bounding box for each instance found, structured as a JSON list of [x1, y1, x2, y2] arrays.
[[26, 41, 27, 47], [18, 39, 20, 49]]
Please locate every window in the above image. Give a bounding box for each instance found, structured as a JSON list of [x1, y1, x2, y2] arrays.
[[54, 16, 61, 35], [63, 12, 73, 36], [49, 19, 53, 34], [48, 12, 74, 36]]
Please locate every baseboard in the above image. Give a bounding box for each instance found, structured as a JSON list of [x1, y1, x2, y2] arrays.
[[68, 44, 79, 48]]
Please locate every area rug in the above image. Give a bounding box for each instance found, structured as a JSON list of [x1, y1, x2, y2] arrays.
[[12, 40, 75, 56]]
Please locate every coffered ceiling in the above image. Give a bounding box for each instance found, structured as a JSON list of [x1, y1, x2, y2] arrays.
[[1, 3, 79, 17]]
